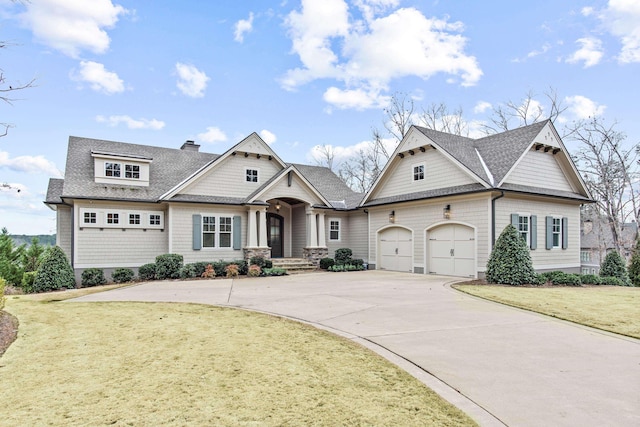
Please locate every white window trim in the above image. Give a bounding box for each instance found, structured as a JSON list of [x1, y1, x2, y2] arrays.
[[516, 213, 531, 247], [329, 218, 341, 242], [245, 167, 259, 184], [551, 215, 562, 249], [201, 214, 233, 249], [78, 208, 164, 229], [412, 163, 425, 181]]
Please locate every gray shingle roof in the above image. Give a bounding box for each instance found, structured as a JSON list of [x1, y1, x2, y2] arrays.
[[291, 164, 364, 209], [581, 219, 638, 250], [362, 183, 487, 207], [45, 178, 64, 204]]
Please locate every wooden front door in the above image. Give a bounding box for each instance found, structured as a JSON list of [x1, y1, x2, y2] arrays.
[[267, 213, 284, 258]]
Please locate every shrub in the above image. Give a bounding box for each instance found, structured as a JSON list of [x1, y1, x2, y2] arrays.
[[0, 277, 5, 311], [263, 267, 287, 276], [225, 264, 239, 278], [201, 264, 216, 279], [81, 268, 107, 287], [600, 276, 624, 286], [580, 274, 602, 285], [20, 271, 37, 293], [249, 256, 269, 268], [549, 272, 581, 286], [248, 265, 261, 277], [138, 263, 156, 281], [233, 259, 248, 275], [328, 264, 345, 272], [351, 258, 364, 268], [600, 250, 630, 286], [628, 236, 640, 287], [179, 264, 198, 279], [33, 246, 76, 293], [334, 248, 353, 265], [212, 261, 228, 277], [486, 224, 536, 286], [112, 268, 135, 283], [155, 254, 184, 280], [319, 257, 335, 270]]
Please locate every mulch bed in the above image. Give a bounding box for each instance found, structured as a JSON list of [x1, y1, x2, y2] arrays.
[[0, 311, 19, 357]]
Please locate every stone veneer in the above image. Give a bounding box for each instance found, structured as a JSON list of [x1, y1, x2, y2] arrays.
[[302, 247, 329, 267], [243, 247, 271, 261]]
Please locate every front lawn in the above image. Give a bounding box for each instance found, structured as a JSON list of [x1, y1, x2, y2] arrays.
[[1, 290, 476, 426], [454, 285, 640, 339]]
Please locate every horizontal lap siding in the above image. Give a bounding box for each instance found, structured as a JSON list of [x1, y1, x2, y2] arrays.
[[291, 205, 306, 257], [495, 196, 581, 269], [57, 206, 72, 261], [345, 212, 368, 261], [260, 175, 323, 205], [505, 150, 573, 191], [170, 203, 246, 263]]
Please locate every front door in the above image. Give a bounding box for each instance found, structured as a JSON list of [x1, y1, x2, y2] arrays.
[[267, 213, 284, 258]]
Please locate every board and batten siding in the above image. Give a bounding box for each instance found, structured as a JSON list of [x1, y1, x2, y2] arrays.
[[180, 155, 282, 199], [57, 205, 73, 261], [169, 203, 246, 263], [372, 148, 476, 200], [504, 149, 574, 191], [367, 195, 490, 273], [74, 201, 168, 268], [494, 196, 581, 270]]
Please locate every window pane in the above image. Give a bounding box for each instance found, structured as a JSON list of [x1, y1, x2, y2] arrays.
[[125, 164, 140, 179], [219, 233, 231, 247], [203, 233, 215, 247]]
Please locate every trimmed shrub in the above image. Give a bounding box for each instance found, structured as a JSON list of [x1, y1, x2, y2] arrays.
[[225, 264, 239, 278], [600, 250, 630, 286], [319, 257, 335, 270], [112, 268, 135, 283], [233, 259, 248, 275], [628, 236, 640, 287], [486, 224, 536, 286], [248, 265, 261, 277], [0, 278, 5, 311], [138, 263, 156, 281], [81, 268, 107, 287], [351, 258, 364, 267], [32, 246, 76, 293], [263, 267, 287, 276], [155, 254, 184, 280], [580, 274, 602, 285], [212, 261, 228, 278], [201, 264, 216, 279], [179, 264, 198, 279], [249, 256, 269, 269], [21, 271, 37, 293], [549, 272, 581, 286], [334, 248, 353, 265], [600, 276, 624, 286]]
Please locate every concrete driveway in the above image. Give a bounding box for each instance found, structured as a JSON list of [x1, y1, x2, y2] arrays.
[[72, 270, 640, 427]]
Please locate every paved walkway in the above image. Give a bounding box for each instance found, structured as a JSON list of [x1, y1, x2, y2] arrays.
[[72, 271, 640, 427]]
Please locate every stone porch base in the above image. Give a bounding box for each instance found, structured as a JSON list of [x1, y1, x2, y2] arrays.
[[243, 247, 271, 261], [302, 247, 328, 267]]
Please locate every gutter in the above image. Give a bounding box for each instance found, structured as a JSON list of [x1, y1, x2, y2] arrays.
[[491, 191, 505, 248]]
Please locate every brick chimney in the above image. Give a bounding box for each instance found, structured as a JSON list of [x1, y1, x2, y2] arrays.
[[180, 140, 200, 152]]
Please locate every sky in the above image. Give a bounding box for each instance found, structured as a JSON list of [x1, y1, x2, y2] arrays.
[[0, 0, 638, 235]]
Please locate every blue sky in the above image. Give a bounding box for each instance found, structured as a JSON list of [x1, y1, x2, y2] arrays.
[[0, 0, 638, 234]]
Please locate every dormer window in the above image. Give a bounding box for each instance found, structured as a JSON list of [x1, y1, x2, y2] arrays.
[[125, 164, 140, 179], [92, 151, 151, 187], [105, 162, 121, 177]]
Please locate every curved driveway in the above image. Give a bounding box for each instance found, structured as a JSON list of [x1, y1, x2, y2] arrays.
[[73, 270, 640, 427]]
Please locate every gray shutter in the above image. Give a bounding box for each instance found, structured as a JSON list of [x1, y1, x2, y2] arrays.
[[233, 215, 241, 250], [192, 214, 202, 250], [530, 215, 537, 250], [510, 213, 519, 228], [545, 216, 553, 250], [562, 217, 568, 249]]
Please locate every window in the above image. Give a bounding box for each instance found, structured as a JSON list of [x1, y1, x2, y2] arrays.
[[246, 169, 258, 183], [83, 212, 96, 224], [413, 164, 424, 181], [329, 219, 340, 241], [219, 217, 232, 247], [552, 217, 561, 248], [129, 214, 140, 225], [518, 216, 529, 245], [149, 214, 161, 226], [580, 250, 590, 262], [202, 215, 232, 248], [125, 164, 140, 179], [203, 216, 216, 247], [105, 162, 121, 177], [107, 213, 119, 224]]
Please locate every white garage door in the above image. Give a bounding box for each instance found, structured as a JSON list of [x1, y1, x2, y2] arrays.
[[428, 224, 475, 277], [379, 227, 413, 272]]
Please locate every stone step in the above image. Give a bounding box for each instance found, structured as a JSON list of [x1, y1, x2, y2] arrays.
[[270, 258, 317, 274]]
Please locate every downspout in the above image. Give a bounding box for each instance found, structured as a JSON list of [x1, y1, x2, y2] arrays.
[[491, 191, 505, 248]]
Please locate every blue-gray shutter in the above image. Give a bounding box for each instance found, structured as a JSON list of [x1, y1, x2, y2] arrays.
[[530, 215, 537, 250], [510, 213, 519, 228], [545, 216, 553, 250], [233, 215, 241, 250], [562, 217, 568, 249], [192, 214, 202, 250]]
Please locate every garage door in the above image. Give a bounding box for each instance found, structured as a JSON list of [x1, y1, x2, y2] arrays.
[[428, 224, 475, 277], [379, 227, 413, 272]]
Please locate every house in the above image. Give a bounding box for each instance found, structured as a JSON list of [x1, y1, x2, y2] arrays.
[[45, 120, 592, 279], [580, 218, 638, 274]]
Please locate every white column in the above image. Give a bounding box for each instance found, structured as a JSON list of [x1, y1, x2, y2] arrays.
[[258, 207, 268, 247], [306, 208, 318, 247], [247, 208, 258, 247], [318, 212, 326, 247]]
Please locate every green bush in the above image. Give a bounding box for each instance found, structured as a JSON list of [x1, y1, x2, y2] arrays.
[[351, 258, 364, 267], [0, 277, 5, 311], [628, 236, 640, 287], [600, 276, 624, 286], [233, 259, 248, 275], [20, 271, 37, 293], [600, 250, 630, 286], [81, 268, 107, 287], [138, 263, 156, 281], [319, 257, 335, 269], [249, 256, 271, 269], [112, 268, 135, 283], [32, 246, 76, 293], [550, 272, 581, 286], [179, 264, 198, 279], [486, 224, 536, 286], [580, 274, 602, 285], [263, 267, 287, 276], [334, 248, 353, 265], [155, 254, 184, 280]]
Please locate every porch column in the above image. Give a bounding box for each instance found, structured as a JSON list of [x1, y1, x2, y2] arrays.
[[247, 207, 258, 247], [317, 212, 326, 247], [306, 207, 318, 247], [258, 207, 268, 248]]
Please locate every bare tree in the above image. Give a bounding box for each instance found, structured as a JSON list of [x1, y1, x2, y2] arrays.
[[312, 144, 336, 171], [382, 92, 415, 142], [418, 102, 468, 136], [1, 39, 36, 137], [566, 116, 639, 251]]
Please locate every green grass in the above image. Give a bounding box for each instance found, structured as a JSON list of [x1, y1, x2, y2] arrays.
[[454, 285, 640, 339], [1, 289, 477, 426]]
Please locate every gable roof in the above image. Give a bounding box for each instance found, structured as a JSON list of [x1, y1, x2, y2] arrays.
[[581, 219, 638, 250]]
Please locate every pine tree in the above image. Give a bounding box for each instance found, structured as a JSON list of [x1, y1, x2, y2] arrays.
[[32, 246, 76, 293], [0, 227, 25, 285], [627, 236, 640, 287], [600, 250, 630, 286], [486, 224, 537, 285]]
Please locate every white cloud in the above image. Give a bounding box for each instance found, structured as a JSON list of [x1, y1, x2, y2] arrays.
[[259, 129, 277, 145], [196, 127, 227, 143], [18, 0, 128, 58], [282, 1, 481, 110], [175, 63, 210, 98], [581, 6, 595, 16], [566, 37, 604, 67], [234, 12, 254, 43], [307, 137, 396, 166], [473, 101, 492, 114], [564, 95, 606, 119], [0, 151, 62, 177], [96, 115, 165, 130], [72, 61, 124, 94], [600, 0, 640, 63]]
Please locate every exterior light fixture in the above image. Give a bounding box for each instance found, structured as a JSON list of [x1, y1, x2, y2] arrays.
[[443, 205, 451, 219], [276, 202, 281, 212], [389, 210, 395, 223]]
